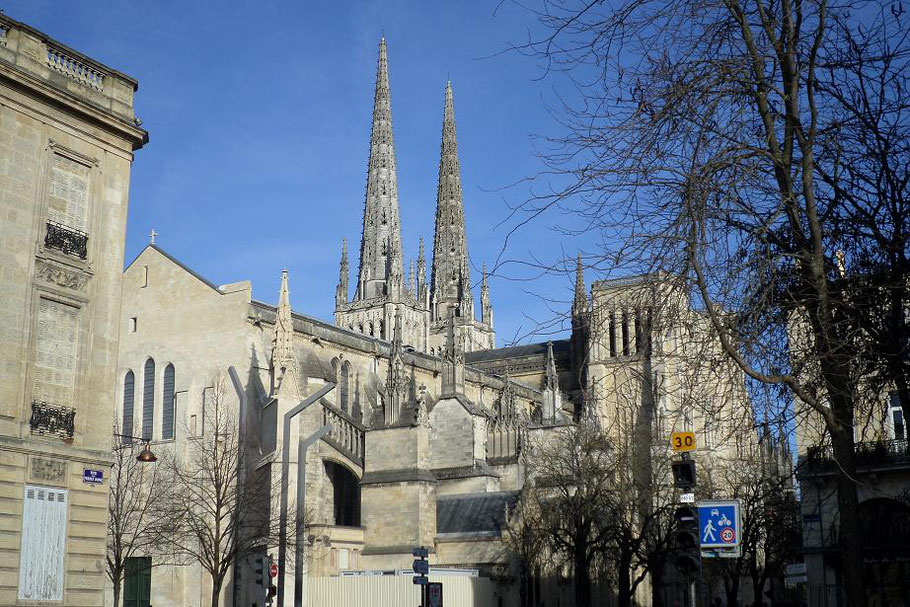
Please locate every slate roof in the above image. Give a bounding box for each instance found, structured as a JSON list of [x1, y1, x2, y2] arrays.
[[465, 339, 571, 364], [436, 491, 520, 535]]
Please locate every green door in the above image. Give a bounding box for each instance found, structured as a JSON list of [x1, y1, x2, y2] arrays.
[[123, 557, 151, 607]]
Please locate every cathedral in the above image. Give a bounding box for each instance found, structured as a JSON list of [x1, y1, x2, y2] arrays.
[[113, 39, 749, 607]]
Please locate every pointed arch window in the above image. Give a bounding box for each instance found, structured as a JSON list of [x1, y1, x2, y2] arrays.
[[142, 359, 155, 441], [162, 364, 175, 440], [122, 371, 134, 444], [340, 362, 351, 414]]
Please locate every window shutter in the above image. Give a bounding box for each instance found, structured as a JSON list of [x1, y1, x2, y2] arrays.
[[18, 486, 68, 601], [34, 298, 79, 406], [48, 155, 89, 231]]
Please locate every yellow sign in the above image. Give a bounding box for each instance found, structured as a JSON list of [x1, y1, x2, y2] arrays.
[[671, 432, 696, 452]]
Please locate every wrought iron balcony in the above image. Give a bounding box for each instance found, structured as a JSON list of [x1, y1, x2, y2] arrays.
[[804, 438, 910, 473], [45, 220, 88, 260], [30, 400, 76, 439]]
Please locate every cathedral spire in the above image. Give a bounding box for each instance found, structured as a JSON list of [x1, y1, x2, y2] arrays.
[[355, 37, 404, 301], [431, 81, 473, 322], [336, 238, 349, 308]]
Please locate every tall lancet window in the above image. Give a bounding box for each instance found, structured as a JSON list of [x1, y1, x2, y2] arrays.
[[340, 362, 351, 414], [122, 371, 134, 444], [162, 364, 175, 440], [142, 358, 155, 441]]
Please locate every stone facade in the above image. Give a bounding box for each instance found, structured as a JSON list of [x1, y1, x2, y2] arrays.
[[0, 13, 146, 607]]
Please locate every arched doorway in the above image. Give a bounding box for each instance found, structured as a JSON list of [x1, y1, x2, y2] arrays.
[[323, 460, 360, 527]]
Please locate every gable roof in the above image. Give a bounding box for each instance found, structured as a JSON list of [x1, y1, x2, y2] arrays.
[[124, 244, 221, 292]]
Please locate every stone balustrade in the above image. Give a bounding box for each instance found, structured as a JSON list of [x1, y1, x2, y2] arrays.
[[322, 404, 365, 466], [47, 44, 105, 90]]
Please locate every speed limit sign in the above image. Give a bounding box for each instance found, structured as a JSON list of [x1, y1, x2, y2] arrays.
[[670, 432, 696, 453]]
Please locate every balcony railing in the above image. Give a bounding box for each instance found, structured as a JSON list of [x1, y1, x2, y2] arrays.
[[804, 438, 910, 472], [30, 400, 76, 439], [45, 221, 88, 259], [321, 404, 365, 466]]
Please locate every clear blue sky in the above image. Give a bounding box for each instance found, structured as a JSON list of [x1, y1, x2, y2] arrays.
[[8, 1, 598, 345]]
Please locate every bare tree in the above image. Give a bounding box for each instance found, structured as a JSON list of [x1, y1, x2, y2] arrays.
[[517, 423, 614, 607], [704, 433, 800, 607], [504, 1, 910, 601], [509, 420, 674, 607], [106, 427, 173, 607], [160, 373, 304, 607]]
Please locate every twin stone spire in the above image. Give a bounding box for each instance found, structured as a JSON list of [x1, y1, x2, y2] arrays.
[[334, 38, 495, 355]]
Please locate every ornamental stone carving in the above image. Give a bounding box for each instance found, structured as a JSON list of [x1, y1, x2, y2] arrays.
[[36, 260, 89, 292], [30, 457, 67, 483]]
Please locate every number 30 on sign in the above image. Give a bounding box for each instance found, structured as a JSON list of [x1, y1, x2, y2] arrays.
[[671, 432, 696, 452]]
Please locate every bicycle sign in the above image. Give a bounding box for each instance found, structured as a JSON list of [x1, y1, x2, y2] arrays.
[[697, 499, 741, 549], [670, 432, 696, 453]]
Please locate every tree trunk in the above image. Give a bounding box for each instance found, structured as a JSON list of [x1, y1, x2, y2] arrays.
[[113, 576, 121, 607], [616, 550, 633, 607], [830, 420, 865, 605], [651, 556, 665, 607], [724, 573, 739, 607], [574, 537, 591, 607], [210, 573, 224, 607]]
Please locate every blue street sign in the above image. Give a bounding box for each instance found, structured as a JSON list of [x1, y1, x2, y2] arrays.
[[697, 499, 741, 549], [82, 469, 104, 485]]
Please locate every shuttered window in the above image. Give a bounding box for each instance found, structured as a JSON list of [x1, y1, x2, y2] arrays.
[[162, 364, 175, 440], [48, 155, 90, 232], [122, 371, 134, 444], [142, 359, 154, 441], [34, 298, 79, 406], [18, 486, 68, 601]]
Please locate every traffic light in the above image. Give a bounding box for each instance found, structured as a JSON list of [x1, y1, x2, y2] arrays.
[[253, 556, 265, 586], [671, 457, 696, 489], [267, 583, 276, 599], [674, 506, 701, 577]]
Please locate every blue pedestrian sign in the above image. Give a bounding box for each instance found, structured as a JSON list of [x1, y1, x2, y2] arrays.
[[697, 499, 741, 549]]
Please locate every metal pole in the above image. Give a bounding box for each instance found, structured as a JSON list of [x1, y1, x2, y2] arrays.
[[277, 383, 335, 607], [295, 424, 331, 607], [227, 367, 248, 607]]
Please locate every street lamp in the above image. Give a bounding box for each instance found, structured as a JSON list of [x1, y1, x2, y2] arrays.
[[114, 434, 157, 463]]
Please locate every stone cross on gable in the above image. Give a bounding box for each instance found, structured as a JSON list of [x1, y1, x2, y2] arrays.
[[149, 229, 157, 245]]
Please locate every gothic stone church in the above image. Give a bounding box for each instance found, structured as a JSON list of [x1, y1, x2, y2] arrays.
[[116, 39, 746, 607]]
